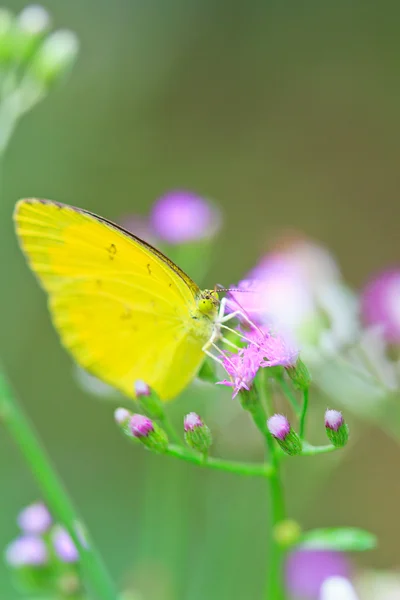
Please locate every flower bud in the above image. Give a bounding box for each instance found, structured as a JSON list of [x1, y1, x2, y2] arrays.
[[325, 410, 349, 448], [273, 519, 302, 549], [5, 535, 48, 567], [30, 28, 79, 86], [114, 407, 133, 437], [267, 414, 302, 456], [129, 414, 168, 453], [51, 526, 78, 563], [184, 412, 212, 454], [17, 5, 50, 36], [17, 502, 52, 535], [286, 358, 311, 390], [134, 380, 164, 420]]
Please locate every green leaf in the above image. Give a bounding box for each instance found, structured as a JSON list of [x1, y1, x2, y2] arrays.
[[299, 527, 377, 552]]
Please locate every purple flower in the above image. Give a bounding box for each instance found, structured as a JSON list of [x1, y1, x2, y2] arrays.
[[217, 349, 260, 398], [286, 549, 352, 600], [361, 268, 400, 343], [267, 414, 290, 440], [325, 409, 344, 431], [52, 526, 79, 563], [150, 190, 221, 244], [5, 535, 48, 567], [17, 502, 52, 535], [129, 414, 154, 438], [184, 412, 203, 431]]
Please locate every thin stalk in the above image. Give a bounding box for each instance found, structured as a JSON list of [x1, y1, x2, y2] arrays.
[[159, 413, 182, 447], [256, 373, 286, 600], [300, 442, 337, 456], [299, 388, 309, 439], [0, 371, 117, 600], [165, 444, 273, 477], [278, 377, 301, 417]]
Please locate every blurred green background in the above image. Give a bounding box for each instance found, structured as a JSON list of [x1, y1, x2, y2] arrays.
[[2, 1, 400, 598]]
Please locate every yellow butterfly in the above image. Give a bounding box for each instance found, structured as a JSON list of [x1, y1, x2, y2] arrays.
[[14, 199, 222, 401]]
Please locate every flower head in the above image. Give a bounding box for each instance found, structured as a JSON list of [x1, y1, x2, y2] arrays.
[[150, 190, 221, 244], [5, 535, 48, 567], [324, 409, 344, 431], [217, 349, 259, 398], [361, 268, 400, 343], [249, 328, 300, 368], [267, 414, 290, 440], [129, 414, 154, 438], [17, 502, 52, 535], [52, 526, 79, 563], [184, 412, 203, 432]]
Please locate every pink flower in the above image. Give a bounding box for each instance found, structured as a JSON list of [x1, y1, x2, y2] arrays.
[[248, 327, 300, 368], [150, 190, 221, 244], [361, 268, 400, 343], [217, 349, 260, 398], [228, 255, 315, 330]]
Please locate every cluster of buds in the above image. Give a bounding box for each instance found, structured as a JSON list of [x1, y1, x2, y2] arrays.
[[0, 4, 79, 152], [114, 381, 212, 456], [4, 503, 82, 597]]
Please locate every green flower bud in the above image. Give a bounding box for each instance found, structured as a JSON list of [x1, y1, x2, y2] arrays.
[[286, 358, 311, 390], [325, 410, 349, 448], [30, 29, 79, 86], [129, 414, 168, 453], [134, 380, 164, 421], [267, 414, 302, 456], [184, 413, 212, 454], [273, 519, 302, 549]]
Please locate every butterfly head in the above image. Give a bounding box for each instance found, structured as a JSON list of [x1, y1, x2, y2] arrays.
[[197, 289, 220, 318]]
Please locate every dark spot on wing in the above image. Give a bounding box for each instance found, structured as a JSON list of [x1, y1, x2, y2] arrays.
[[168, 283, 172, 288], [121, 307, 132, 320], [147, 263, 151, 275], [108, 243, 117, 259]]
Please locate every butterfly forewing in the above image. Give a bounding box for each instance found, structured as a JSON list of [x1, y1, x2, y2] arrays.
[[14, 199, 210, 400]]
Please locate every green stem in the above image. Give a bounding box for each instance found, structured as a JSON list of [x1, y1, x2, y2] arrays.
[[278, 377, 301, 417], [165, 444, 273, 477], [0, 371, 117, 600], [159, 414, 182, 447], [300, 442, 337, 456], [256, 375, 286, 600], [299, 388, 309, 439]]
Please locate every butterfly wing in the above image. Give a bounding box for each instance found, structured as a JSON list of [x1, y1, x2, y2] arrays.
[[14, 199, 212, 400]]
